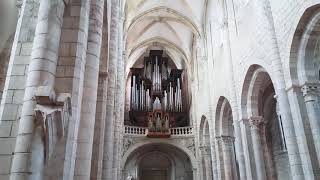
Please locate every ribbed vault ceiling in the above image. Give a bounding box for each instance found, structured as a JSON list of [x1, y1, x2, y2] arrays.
[[124, 0, 207, 73]]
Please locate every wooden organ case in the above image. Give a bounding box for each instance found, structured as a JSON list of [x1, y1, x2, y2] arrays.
[[128, 50, 188, 137]]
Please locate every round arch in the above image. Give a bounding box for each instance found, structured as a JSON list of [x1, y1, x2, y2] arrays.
[[214, 96, 239, 180], [240, 64, 291, 180], [127, 36, 190, 65], [289, 5, 320, 85], [215, 96, 233, 137], [199, 115, 207, 144], [285, 3, 320, 86], [121, 141, 197, 170], [135, 151, 176, 180], [240, 64, 276, 119]]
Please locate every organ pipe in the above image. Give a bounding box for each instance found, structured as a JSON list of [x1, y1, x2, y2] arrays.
[[130, 55, 183, 112]]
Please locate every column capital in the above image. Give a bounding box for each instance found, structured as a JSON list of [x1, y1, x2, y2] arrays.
[[199, 145, 211, 155], [301, 83, 319, 102], [216, 135, 235, 143], [16, 0, 23, 17], [16, 0, 22, 8], [99, 70, 108, 78], [249, 116, 264, 129]]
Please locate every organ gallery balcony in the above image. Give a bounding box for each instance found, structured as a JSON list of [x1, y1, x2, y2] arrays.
[[125, 50, 190, 137], [124, 125, 193, 138]]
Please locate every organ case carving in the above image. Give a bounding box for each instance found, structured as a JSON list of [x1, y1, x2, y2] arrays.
[[128, 50, 188, 130]]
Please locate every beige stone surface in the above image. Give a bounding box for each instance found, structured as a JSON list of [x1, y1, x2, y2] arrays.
[[0, 0, 319, 180]]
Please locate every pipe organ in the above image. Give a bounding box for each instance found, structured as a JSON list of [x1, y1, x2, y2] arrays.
[[129, 50, 188, 129]]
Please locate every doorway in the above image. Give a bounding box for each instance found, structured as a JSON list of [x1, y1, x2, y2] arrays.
[[141, 169, 168, 180]]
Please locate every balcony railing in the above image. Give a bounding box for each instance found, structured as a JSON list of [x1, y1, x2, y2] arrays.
[[170, 126, 193, 136], [124, 126, 193, 137], [124, 126, 147, 135]]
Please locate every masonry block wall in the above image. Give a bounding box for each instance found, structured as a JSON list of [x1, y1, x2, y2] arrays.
[[0, 0, 319, 180]]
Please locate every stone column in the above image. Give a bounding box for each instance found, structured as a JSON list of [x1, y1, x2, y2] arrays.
[[201, 146, 213, 180], [102, 0, 119, 178], [90, 72, 108, 180], [193, 168, 198, 180], [239, 118, 254, 180], [74, 0, 104, 179], [219, 136, 237, 180], [112, 14, 125, 180], [301, 83, 320, 164], [249, 116, 266, 180], [208, 117, 219, 180], [219, 1, 247, 179], [252, 0, 305, 179], [215, 136, 224, 179], [9, 0, 65, 180]]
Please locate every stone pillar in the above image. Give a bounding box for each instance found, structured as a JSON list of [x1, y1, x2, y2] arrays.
[[219, 136, 237, 180], [219, 1, 247, 179], [193, 168, 198, 180], [112, 14, 125, 180], [9, 0, 65, 179], [301, 83, 320, 164], [239, 118, 254, 180], [74, 0, 104, 179], [102, 0, 119, 178], [252, 0, 305, 179], [215, 136, 224, 179], [249, 116, 266, 180], [259, 117, 276, 180], [90, 73, 108, 180], [208, 117, 219, 180], [201, 146, 213, 180]]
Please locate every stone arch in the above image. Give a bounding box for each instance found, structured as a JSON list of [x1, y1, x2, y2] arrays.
[[241, 65, 291, 180], [240, 64, 278, 118], [199, 115, 207, 145], [215, 96, 233, 137], [288, 5, 320, 175], [122, 141, 195, 180], [214, 96, 239, 180], [122, 141, 196, 169], [199, 115, 213, 180], [135, 151, 176, 180], [247, 67, 273, 117], [127, 36, 190, 65], [289, 4, 320, 85]]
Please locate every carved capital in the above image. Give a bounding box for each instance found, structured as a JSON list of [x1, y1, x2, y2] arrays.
[[249, 116, 264, 129], [215, 135, 233, 145], [217, 135, 235, 143], [199, 145, 211, 155], [301, 83, 319, 102], [99, 70, 108, 78], [16, 0, 23, 9]]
